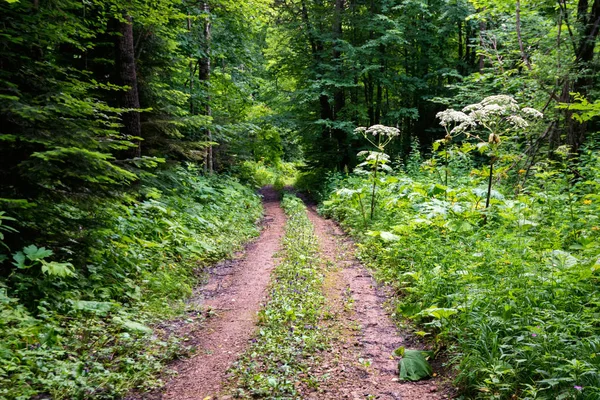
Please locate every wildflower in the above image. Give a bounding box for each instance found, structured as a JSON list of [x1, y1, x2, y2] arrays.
[[518, 169, 526, 174], [436, 109, 473, 127], [522, 107, 544, 118], [531, 333, 537, 337], [462, 103, 482, 113], [364, 124, 400, 137], [574, 385, 583, 391], [506, 115, 529, 128], [357, 151, 390, 163], [450, 120, 476, 134], [583, 199, 592, 205]]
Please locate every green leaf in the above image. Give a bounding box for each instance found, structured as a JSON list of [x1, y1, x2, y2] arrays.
[[12, 251, 28, 269], [379, 231, 401, 242], [71, 300, 115, 315], [41, 261, 75, 277], [23, 245, 53, 261], [419, 306, 458, 319], [548, 250, 578, 269], [121, 320, 153, 334], [398, 349, 433, 381], [367, 230, 401, 242]]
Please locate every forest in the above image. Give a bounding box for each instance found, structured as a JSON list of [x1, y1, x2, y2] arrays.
[[0, 0, 599, 399]]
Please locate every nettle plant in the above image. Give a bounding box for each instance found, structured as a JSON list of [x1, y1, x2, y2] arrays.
[[355, 124, 400, 219], [436, 95, 543, 210]]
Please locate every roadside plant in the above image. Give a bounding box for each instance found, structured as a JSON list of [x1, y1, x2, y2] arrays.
[[435, 109, 475, 190], [355, 125, 400, 219], [438, 95, 543, 211]]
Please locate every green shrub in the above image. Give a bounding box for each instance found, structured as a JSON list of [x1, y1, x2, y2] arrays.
[[321, 157, 600, 399], [0, 165, 263, 399]]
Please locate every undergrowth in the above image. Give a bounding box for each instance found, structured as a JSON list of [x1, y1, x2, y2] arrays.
[[236, 160, 299, 190], [0, 165, 262, 399], [320, 149, 600, 399], [230, 194, 328, 398]]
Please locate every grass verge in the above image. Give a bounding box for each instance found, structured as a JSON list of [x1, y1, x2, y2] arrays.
[[229, 194, 328, 398]]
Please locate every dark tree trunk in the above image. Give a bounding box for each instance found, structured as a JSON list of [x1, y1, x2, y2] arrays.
[[332, 0, 348, 170], [115, 14, 141, 157], [565, 0, 600, 151], [199, 1, 213, 173], [458, 21, 463, 65], [516, 0, 532, 70], [479, 19, 486, 72]]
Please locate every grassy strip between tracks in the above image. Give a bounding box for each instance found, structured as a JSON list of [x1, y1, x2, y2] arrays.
[[230, 193, 329, 398]]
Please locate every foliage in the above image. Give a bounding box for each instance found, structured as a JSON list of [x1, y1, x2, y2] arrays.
[[0, 166, 262, 399], [236, 160, 299, 189], [231, 194, 328, 398], [355, 124, 400, 219], [435, 96, 543, 209], [395, 347, 434, 382], [321, 141, 600, 399]]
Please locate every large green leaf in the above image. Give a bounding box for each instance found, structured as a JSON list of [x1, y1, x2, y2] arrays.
[[121, 320, 153, 334], [41, 261, 75, 277], [23, 244, 53, 261], [70, 300, 115, 315], [396, 348, 433, 381]]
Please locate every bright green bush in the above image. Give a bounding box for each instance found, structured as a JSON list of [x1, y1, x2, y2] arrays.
[[0, 165, 262, 399], [237, 160, 299, 189], [321, 155, 600, 399]]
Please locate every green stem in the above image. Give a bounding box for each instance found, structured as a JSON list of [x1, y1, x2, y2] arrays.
[[370, 155, 379, 220], [358, 194, 367, 228], [444, 144, 448, 200], [485, 157, 494, 209]]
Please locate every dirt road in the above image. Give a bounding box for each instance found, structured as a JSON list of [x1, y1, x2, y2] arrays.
[[143, 189, 452, 399]]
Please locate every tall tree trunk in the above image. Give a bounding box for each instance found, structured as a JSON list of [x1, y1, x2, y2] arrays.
[[188, 14, 195, 115], [332, 0, 348, 170], [479, 19, 486, 72], [566, 0, 600, 151], [516, 0, 532, 70], [458, 21, 464, 71], [301, 0, 336, 167], [199, 1, 213, 173], [115, 14, 141, 157]]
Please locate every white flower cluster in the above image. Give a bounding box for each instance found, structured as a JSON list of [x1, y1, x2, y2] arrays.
[[506, 115, 529, 128], [357, 150, 391, 162], [436, 109, 472, 127], [521, 107, 544, 118], [461, 96, 519, 119], [436, 95, 544, 145], [480, 95, 520, 111], [355, 124, 400, 137]]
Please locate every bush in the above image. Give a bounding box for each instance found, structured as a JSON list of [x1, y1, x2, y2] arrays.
[[321, 160, 600, 399], [0, 165, 263, 399]]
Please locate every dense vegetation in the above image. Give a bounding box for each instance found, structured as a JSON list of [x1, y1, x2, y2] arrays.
[[2, 0, 600, 398], [1, 166, 262, 398], [320, 116, 600, 398]]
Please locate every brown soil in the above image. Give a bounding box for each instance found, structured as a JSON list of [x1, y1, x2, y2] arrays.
[[152, 187, 286, 400], [304, 206, 455, 400], [130, 189, 457, 399]]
